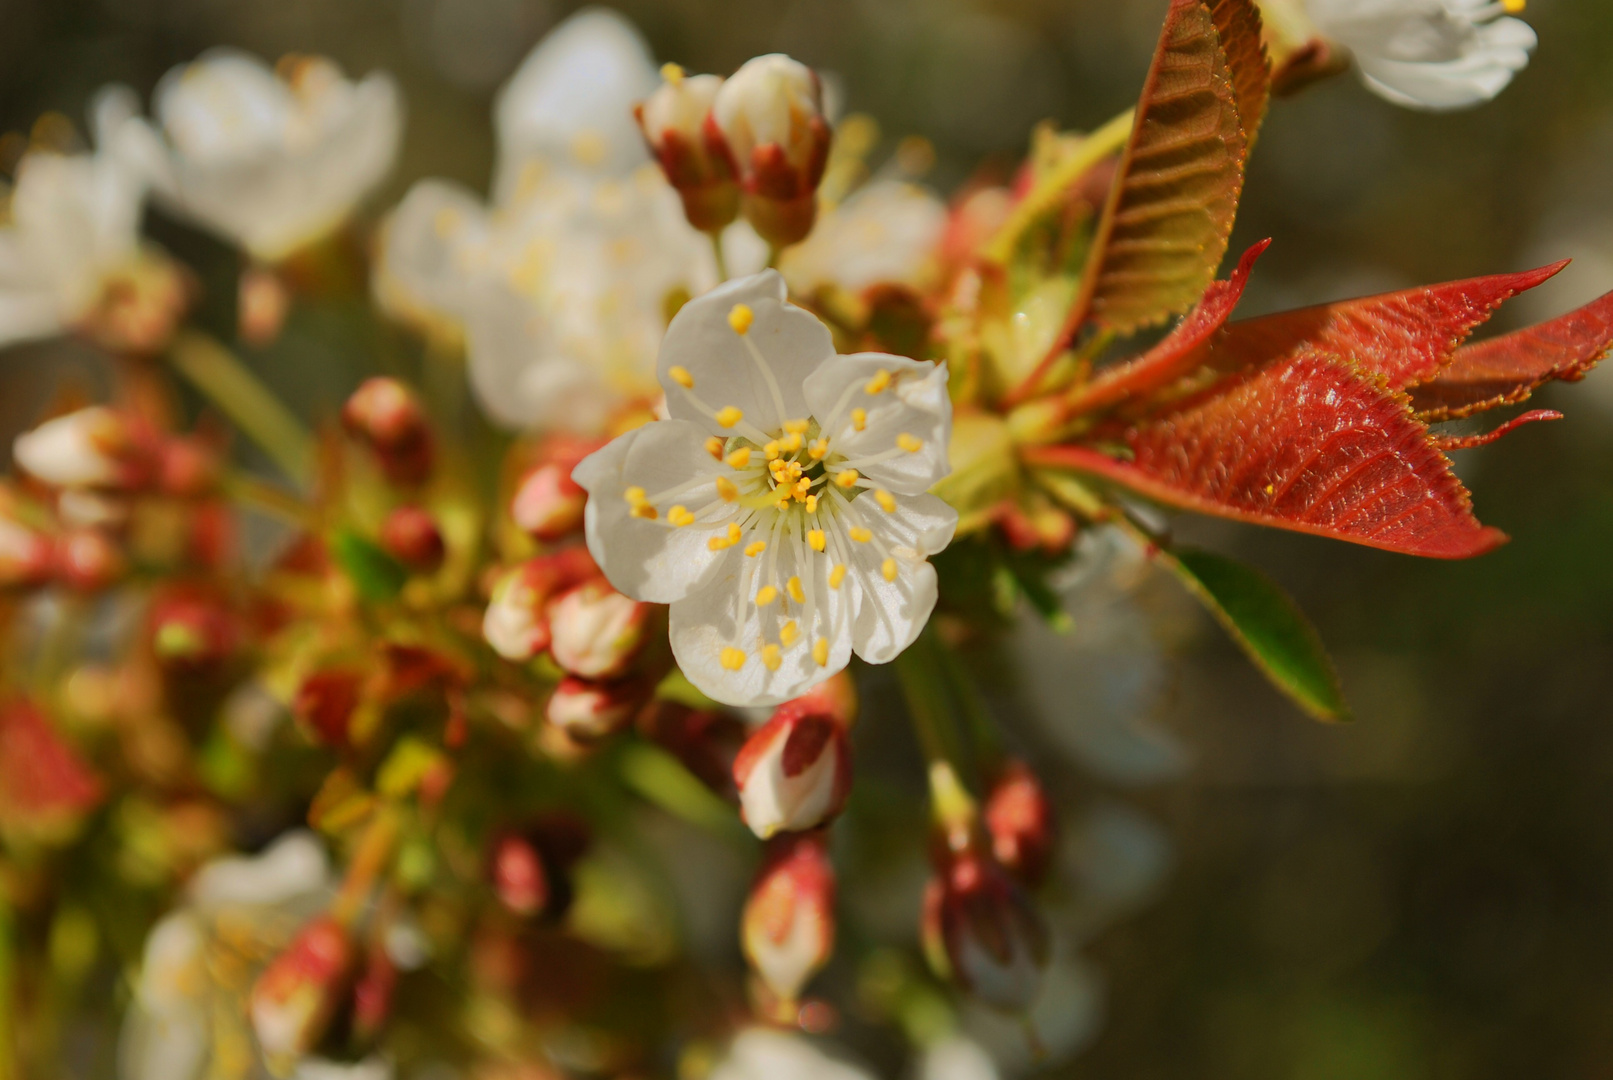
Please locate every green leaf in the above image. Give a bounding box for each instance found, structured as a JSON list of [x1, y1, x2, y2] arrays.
[[617, 741, 746, 841], [331, 529, 409, 602], [1167, 547, 1348, 722]]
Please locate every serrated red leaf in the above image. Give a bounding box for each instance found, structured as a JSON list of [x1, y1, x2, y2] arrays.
[[1410, 288, 1613, 419], [1204, 262, 1566, 390], [1430, 409, 1562, 451], [1027, 351, 1506, 559]]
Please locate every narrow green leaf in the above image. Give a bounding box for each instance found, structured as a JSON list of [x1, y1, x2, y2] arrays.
[[331, 529, 409, 602], [618, 742, 746, 841], [1168, 547, 1348, 721]]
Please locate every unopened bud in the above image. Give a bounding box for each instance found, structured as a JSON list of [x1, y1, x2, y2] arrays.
[[149, 590, 239, 671], [984, 760, 1057, 888], [482, 548, 599, 662], [511, 463, 587, 541], [741, 832, 835, 1008], [294, 669, 365, 748], [380, 505, 446, 573], [13, 407, 144, 490], [491, 833, 550, 917], [547, 581, 650, 679], [637, 67, 739, 232], [921, 849, 1050, 1013], [733, 701, 852, 839], [546, 675, 646, 740], [0, 513, 54, 590], [711, 54, 831, 248], [53, 529, 125, 592], [249, 915, 353, 1068], [490, 817, 588, 920], [239, 265, 291, 347], [341, 377, 434, 485], [157, 437, 222, 498]]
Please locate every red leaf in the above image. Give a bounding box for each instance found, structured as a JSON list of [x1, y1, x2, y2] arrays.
[[1027, 351, 1506, 559], [1430, 409, 1562, 452], [1410, 288, 1613, 419], [1205, 262, 1566, 390]]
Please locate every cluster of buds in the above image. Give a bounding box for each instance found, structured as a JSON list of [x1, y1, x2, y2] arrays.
[[341, 377, 434, 486], [639, 54, 831, 249]]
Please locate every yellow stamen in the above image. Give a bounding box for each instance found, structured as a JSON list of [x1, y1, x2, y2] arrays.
[[744, 540, 767, 557], [715, 406, 743, 428], [781, 620, 799, 646], [720, 647, 746, 671], [668, 505, 695, 527], [865, 370, 891, 394], [809, 438, 829, 460], [849, 527, 872, 543], [761, 644, 782, 671], [808, 529, 827, 552], [787, 576, 805, 603], [793, 478, 811, 500], [715, 476, 739, 501], [1501, 0, 1524, 10], [780, 432, 803, 452], [728, 304, 754, 335], [835, 469, 860, 488], [874, 489, 896, 513], [774, 497, 792, 511], [805, 494, 819, 514], [661, 62, 686, 84], [705, 436, 725, 460], [784, 418, 810, 434], [813, 637, 830, 666], [631, 504, 658, 520], [881, 557, 898, 582], [669, 365, 694, 389], [897, 432, 924, 452], [829, 564, 847, 589], [756, 585, 779, 607], [851, 407, 867, 432], [764, 440, 781, 461], [726, 447, 752, 468], [624, 486, 647, 505]]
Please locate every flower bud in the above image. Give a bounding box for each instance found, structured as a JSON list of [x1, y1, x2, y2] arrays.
[[741, 832, 835, 1008], [711, 54, 831, 248], [239, 265, 291, 347], [732, 701, 852, 839], [490, 816, 588, 921], [249, 915, 353, 1068], [157, 436, 222, 498], [295, 669, 366, 748], [13, 407, 145, 490], [511, 463, 587, 542], [491, 833, 551, 918], [547, 580, 650, 679], [546, 675, 644, 740], [636, 65, 739, 232], [0, 512, 55, 590], [53, 529, 126, 592], [481, 548, 600, 662], [921, 849, 1050, 1013], [341, 377, 434, 485], [380, 505, 446, 574], [984, 760, 1057, 888], [149, 589, 240, 671]]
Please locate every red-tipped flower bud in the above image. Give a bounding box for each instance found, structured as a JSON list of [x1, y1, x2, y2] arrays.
[[984, 760, 1057, 888], [490, 817, 588, 920], [0, 512, 54, 590], [711, 54, 831, 248], [248, 915, 353, 1068], [922, 849, 1050, 1013], [53, 529, 126, 592], [511, 462, 587, 541], [547, 580, 650, 679], [733, 701, 852, 840], [741, 831, 835, 1008], [546, 675, 644, 740], [380, 505, 446, 574], [491, 833, 551, 917], [482, 549, 599, 663], [149, 589, 240, 671], [341, 377, 434, 485], [13, 407, 150, 490], [637, 64, 739, 233]]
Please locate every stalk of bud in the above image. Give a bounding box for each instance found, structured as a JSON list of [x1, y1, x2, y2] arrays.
[[380, 505, 446, 574], [341, 377, 434, 486], [13, 407, 148, 490], [248, 915, 354, 1069], [481, 549, 598, 662], [741, 831, 835, 1010], [732, 696, 852, 839], [546, 675, 645, 740], [637, 64, 739, 233], [710, 54, 831, 248], [983, 760, 1057, 888], [547, 581, 650, 679]]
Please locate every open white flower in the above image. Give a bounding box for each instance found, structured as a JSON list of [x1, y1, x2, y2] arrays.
[[781, 179, 948, 297], [373, 178, 490, 343], [574, 270, 956, 707], [132, 50, 401, 261], [1304, 0, 1536, 110]]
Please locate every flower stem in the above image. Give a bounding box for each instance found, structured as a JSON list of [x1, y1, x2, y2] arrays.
[[709, 231, 730, 282], [0, 897, 13, 1080], [331, 808, 400, 928], [893, 624, 968, 776], [934, 636, 1005, 777], [224, 471, 319, 529], [167, 330, 314, 484]]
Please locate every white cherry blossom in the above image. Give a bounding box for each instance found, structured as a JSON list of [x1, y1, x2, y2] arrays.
[[373, 178, 490, 343], [574, 270, 956, 707], [781, 179, 948, 297]]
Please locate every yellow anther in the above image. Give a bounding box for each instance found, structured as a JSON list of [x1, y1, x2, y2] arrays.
[[829, 564, 847, 589], [774, 497, 792, 511], [784, 418, 810, 435], [813, 638, 830, 667], [624, 486, 647, 505], [1501, 0, 1524, 10], [668, 505, 696, 527], [764, 440, 781, 461], [787, 576, 805, 603], [835, 469, 860, 489], [756, 585, 779, 607], [744, 540, 767, 557], [809, 438, 830, 460], [761, 644, 782, 671], [727, 522, 742, 543], [851, 408, 867, 432], [874, 489, 896, 513], [780, 620, 800, 646], [726, 447, 752, 468], [808, 529, 826, 552], [720, 647, 746, 671], [897, 432, 924, 453], [849, 527, 872, 543], [805, 494, 819, 514], [631, 503, 659, 520], [881, 557, 898, 582], [780, 432, 803, 452], [793, 478, 811, 500], [715, 406, 743, 428], [705, 436, 725, 460], [661, 62, 686, 84], [865, 369, 892, 394], [669, 365, 695, 389], [728, 304, 754, 335], [715, 476, 739, 502], [707, 535, 730, 551]]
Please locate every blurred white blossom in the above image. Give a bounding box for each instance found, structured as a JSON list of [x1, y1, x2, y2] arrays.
[[709, 1028, 876, 1080], [781, 180, 948, 297]]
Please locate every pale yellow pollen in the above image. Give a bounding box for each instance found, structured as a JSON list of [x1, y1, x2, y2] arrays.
[[881, 557, 898, 582], [874, 489, 897, 513], [728, 304, 755, 335], [835, 469, 860, 489], [705, 436, 725, 460], [727, 447, 752, 468], [761, 644, 782, 671], [805, 494, 819, 514], [744, 540, 767, 557], [809, 438, 830, 460], [829, 564, 847, 589], [784, 418, 810, 435], [764, 440, 781, 461], [668, 505, 696, 527], [756, 585, 779, 607], [813, 638, 830, 666], [787, 576, 805, 603], [865, 370, 892, 394], [781, 620, 800, 646], [851, 408, 867, 432], [715, 406, 744, 428], [808, 529, 827, 552], [720, 647, 746, 671], [849, 527, 872, 543], [669, 365, 695, 389], [897, 432, 924, 453], [661, 62, 686, 84], [715, 476, 739, 501]]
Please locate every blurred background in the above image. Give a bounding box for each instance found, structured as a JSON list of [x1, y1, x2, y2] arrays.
[[4, 0, 1613, 1075]]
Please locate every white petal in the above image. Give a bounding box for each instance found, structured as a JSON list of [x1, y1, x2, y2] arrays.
[[837, 491, 955, 664], [660, 269, 833, 437], [374, 178, 490, 333], [781, 180, 948, 296], [805, 354, 952, 495], [188, 830, 331, 909], [711, 1029, 876, 1080], [573, 420, 736, 604], [463, 275, 613, 432], [1356, 18, 1534, 110]]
